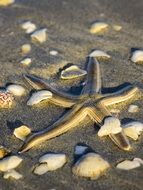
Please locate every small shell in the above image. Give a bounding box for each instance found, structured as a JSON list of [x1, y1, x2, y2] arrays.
[[39, 153, 67, 171], [31, 29, 47, 43], [0, 146, 10, 159], [13, 125, 31, 141], [33, 163, 49, 175], [21, 44, 31, 55], [72, 153, 110, 179], [0, 0, 15, 6], [74, 145, 88, 155], [20, 58, 32, 66], [6, 84, 26, 97], [112, 25, 122, 31], [98, 117, 122, 137], [3, 169, 23, 179], [116, 160, 140, 170], [0, 90, 14, 108], [128, 104, 139, 113], [89, 50, 110, 59], [90, 22, 108, 34], [27, 90, 53, 106], [49, 50, 58, 56], [0, 155, 23, 172], [131, 50, 143, 63], [21, 21, 37, 34], [61, 65, 87, 79]]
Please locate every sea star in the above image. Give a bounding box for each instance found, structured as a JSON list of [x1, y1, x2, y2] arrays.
[[19, 57, 140, 153]]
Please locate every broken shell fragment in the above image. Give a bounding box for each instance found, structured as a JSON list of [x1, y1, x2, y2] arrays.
[[20, 58, 32, 66], [98, 117, 122, 137], [74, 145, 88, 155], [39, 153, 67, 171], [3, 169, 23, 179], [21, 44, 31, 55], [90, 22, 108, 34], [27, 90, 53, 106], [33, 163, 49, 175], [116, 159, 140, 170], [131, 50, 143, 63], [89, 50, 111, 59], [0, 90, 14, 108], [61, 65, 87, 79], [128, 104, 139, 113], [0, 0, 15, 6], [72, 153, 110, 179], [31, 28, 47, 44], [6, 84, 26, 97], [13, 125, 31, 141], [21, 21, 37, 34], [0, 146, 10, 159], [0, 155, 23, 172]]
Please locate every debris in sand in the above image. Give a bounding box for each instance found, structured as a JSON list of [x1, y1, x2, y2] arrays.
[[89, 22, 109, 34], [131, 50, 143, 63], [7, 84, 26, 97], [112, 25, 122, 31], [21, 21, 37, 34], [128, 104, 139, 113], [31, 28, 47, 44], [13, 125, 31, 141]]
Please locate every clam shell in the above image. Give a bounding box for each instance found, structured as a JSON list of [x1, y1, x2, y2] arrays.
[[27, 90, 53, 106], [0, 90, 14, 108], [31, 29, 47, 43], [21, 44, 31, 55], [39, 153, 67, 171], [6, 84, 26, 97], [0, 0, 15, 6], [98, 117, 122, 137], [131, 50, 143, 63], [72, 153, 110, 179], [61, 65, 87, 79], [89, 50, 111, 59], [3, 169, 23, 179], [21, 21, 36, 34], [20, 58, 32, 66], [90, 22, 108, 34], [13, 125, 31, 141], [128, 104, 139, 113], [0, 146, 10, 159], [0, 155, 23, 172], [74, 145, 88, 155], [33, 163, 49, 175], [116, 159, 140, 170]]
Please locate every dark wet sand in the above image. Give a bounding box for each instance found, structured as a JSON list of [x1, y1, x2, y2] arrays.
[[0, 0, 143, 190]]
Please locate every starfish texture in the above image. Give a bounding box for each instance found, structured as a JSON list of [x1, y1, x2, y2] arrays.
[[19, 57, 140, 153]]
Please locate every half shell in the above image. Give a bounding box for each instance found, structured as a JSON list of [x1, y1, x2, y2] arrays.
[[90, 22, 108, 34], [116, 159, 140, 170], [31, 29, 47, 43], [6, 84, 26, 97], [13, 125, 31, 141], [131, 50, 143, 63]]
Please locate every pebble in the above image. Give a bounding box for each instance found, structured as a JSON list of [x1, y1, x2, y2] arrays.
[[112, 25, 122, 31], [90, 22, 108, 34], [6, 84, 26, 97], [13, 125, 31, 141], [31, 28, 47, 43], [131, 50, 143, 63], [21, 21, 37, 34]]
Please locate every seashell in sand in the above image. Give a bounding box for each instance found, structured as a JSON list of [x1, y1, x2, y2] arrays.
[[49, 50, 58, 56], [89, 22, 108, 34], [27, 90, 53, 106], [89, 50, 111, 59], [131, 50, 143, 64], [13, 125, 31, 141], [112, 25, 122, 31], [74, 145, 88, 155], [72, 153, 110, 179], [98, 117, 122, 137], [0, 0, 15, 6], [21, 44, 31, 55], [122, 121, 143, 140], [39, 153, 67, 171], [20, 58, 32, 66], [61, 65, 87, 79], [128, 104, 139, 113], [0, 155, 23, 172], [6, 84, 26, 97], [0, 90, 14, 108], [0, 146, 10, 159], [31, 28, 47, 44], [33, 163, 49, 175], [116, 159, 140, 170], [3, 169, 23, 179], [21, 21, 37, 34]]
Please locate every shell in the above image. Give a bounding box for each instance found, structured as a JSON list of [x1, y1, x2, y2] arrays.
[[21, 21, 36, 34], [33, 163, 49, 175], [90, 22, 108, 34], [13, 125, 31, 141], [89, 50, 111, 59], [39, 153, 67, 171], [0, 90, 14, 108], [6, 84, 26, 97], [72, 153, 110, 179], [31, 29, 47, 43], [128, 104, 139, 113], [20, 58, 32, 66], [98, 117, 122, 137], [21, 44, 31, 55], [112, 25, 122, 31], [49, 50, 58, 56], [3, 169, 23, 179], [0, 155, 23, 172], [27, 90, 53, 106], [61, 65, 87, 79], [74, 145, 88, 155], [131, 50, 143, 63], [116, 159, 140, 170], [0, 0, 15, 6], [0, 146, 10, 159]]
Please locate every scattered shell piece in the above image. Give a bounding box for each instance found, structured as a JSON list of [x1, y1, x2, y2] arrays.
[[0, 0, 15, 6], [123, 121, 143, 140], [128, 104, 139, 113], [61, 65, 87, 79], [21, 44, 31, 55], [6, 84, 26, 97], [98, 117, 122, 137], [33, 163, 49, 175], [74, 145, 88, 155], [31, 28, 47, 44], [72, 153, 110, 179], [112, 25, 122, 31], [131, 50, 143, 64], [3, 169, 23, 179], [13, 125, 31, 141], [133, 158, 143, 165], [0, 155, 22, 172], [39, 153, 67, 171], [0, 146, 9, 159], [27, 90, 53, 106], [116, 159, 140, 170], [21, 21, 37, 34], [0, 90, 14, 108], [90, 22, 109, 34], [49, 50, 58, 56], [20, 58, 32, 66], [89, 50, 111, 59]]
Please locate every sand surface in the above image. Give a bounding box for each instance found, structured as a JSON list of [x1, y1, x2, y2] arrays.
[[0, 0, 143, 189]]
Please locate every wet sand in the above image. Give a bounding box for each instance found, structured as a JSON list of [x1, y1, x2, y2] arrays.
[[0, 0, 143, 189]]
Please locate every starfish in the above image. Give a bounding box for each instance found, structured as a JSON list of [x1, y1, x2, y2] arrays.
[[19, 57, 140, 153]]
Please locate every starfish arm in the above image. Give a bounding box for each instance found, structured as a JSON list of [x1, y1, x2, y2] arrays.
[[82, 57, 102, 95], [19, 104, 88, 153], [24, 74, 79, 108]]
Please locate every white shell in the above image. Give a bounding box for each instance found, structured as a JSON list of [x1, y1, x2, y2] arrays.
[[90, 22, 108, 34], [0, 0, 15, 6], [72, 153, 110, 179], [3, 169, 23, 179], [21, 21, 37, 34], [128, 104, 139, 113], [31, 29, 47, 43], [39, 153, 67, 171], [6, 84, 26, 97], [20, 58, 32, 66], [61, 65, 87, 79], [89, 50, 111, 59], [74, 145, 88, 155], [98, 117, 122, 137], [131, 50, 143, 63], [49, 50, 58, 56], [27, 90, 53, 106], [33, 163, 49, 175], [116, 160, 140, 170], [0, 156, 23, 172], [13, 125, 31, 141], [21, 44, 31, 55]]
